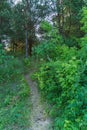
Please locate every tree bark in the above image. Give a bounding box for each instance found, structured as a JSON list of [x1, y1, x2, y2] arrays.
[[57, 0, 64, 35], [25, 29, 28, 58]]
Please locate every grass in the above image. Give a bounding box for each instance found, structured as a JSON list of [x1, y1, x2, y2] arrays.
[[0, 56, 31, 130], [0, 78, 31, 130]]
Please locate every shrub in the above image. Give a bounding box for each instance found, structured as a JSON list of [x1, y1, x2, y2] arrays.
[[32, 21, 63, 61], [33, 42, 57, 61], [0, 44, 23, 83], [19, 78, 30, 98], [33, 19, 87, 129], [36, 56, 87, 129]]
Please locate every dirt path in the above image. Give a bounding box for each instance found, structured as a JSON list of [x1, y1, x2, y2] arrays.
[[25, 72, 53, 130]]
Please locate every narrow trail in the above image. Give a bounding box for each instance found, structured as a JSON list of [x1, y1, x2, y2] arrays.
[[25, 71, 52, 130]]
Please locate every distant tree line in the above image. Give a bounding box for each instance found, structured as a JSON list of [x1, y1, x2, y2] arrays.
[[0, 0, 86, 57]]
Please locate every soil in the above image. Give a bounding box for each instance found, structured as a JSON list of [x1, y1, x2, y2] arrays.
[[25, 71, 53, 130]]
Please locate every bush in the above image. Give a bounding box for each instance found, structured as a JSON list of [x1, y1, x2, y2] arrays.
[[33, 41, 87, 129], [33, 19, 87, 129], [32, 21, 63, 61], [33, 42, 57, 61], [0, 44, 23, 83], [33, 42, 77, 62], [19, 78, 30, 98], [23, 58, 30, 67], [0, 76, 31, 130], [36, 56, 87, 129]]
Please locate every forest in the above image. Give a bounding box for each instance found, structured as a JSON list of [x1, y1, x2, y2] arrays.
[[0, 0, 87, 130]]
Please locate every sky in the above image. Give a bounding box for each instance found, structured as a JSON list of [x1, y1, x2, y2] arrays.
[[14, 0, 21, 4]]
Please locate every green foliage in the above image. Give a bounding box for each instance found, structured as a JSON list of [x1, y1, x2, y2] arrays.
[[0, 45, 24, 83], [40, 21, 52, 32], [23, 58, 30, 67], [33, 19, 87, 129], [33, 41, 76, 62], [0, 45, 31, 129], [33, 22, 63, 61], [0, 77, 31, 130], [19, 78, 30, 98], [40, 21, 63, 44], [33, 42, 57, 61], [64, 37, 79, 47], [81, 7, 87, 33], [80, 7, 87, 49], [0, 50, 31, 130], [36, 54, 87, 129], [0, 0, 11, 38]]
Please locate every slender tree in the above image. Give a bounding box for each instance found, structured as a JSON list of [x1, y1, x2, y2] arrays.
[[0, 0, 11, 43], [56, 0, 85, 38]]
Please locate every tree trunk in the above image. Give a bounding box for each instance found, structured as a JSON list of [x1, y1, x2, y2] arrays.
[[57, 0, 63, 34], [25, 29, 28, 58], [28, 38, 33, 56], [0, 38, 1, 43]]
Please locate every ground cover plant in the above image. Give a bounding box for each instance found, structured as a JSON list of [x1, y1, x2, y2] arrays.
[[0, 44, 31, 130]]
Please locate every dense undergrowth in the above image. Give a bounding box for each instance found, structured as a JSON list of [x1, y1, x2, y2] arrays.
[[32, 19, 87, 130], [0, 45, 30, 130]]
